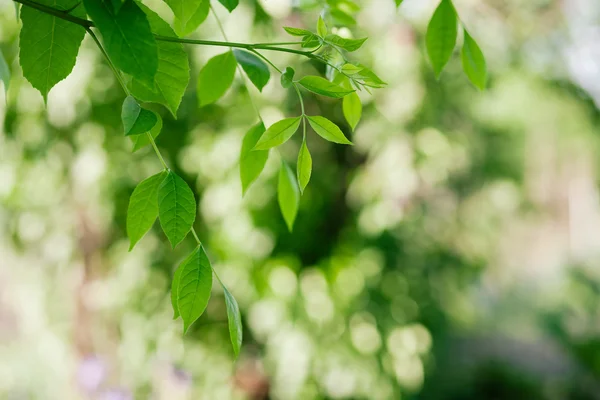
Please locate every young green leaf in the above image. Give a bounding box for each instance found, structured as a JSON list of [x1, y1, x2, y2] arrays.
[[240, 123, 269, 195], [173, 0, 209, 37], [280, 67, 295, 89], [197, 51, 237, 107], [19, 0, 86, 101], [283, 27, 314, 37], [121, 96, 159, 136], [158, 171, 197, 248], [301, 34, 322, 48], [217, 0, 239, 12], [324, 35, 367, 52], [0, 50, 9, 96], [222, 284, 243, 357], [297, 76, 354, 98], [307, 116, 353, 144], [343, 92, 362, 131], [355, 65, 387, 88], [297, 138, 312, 194], [127, 171, 167, 250], [461, 29, 487, 90], [396, 0, 404, 6], [171, 263, 183, 319], [426, 0, 458, 78], [84, 0, 158, 87], [317, 16, 328, 37], [163, 0, 203, 35], [278, 161, 300, 232], [177, 245, 213, 333], [233, 50, 270, 92], [127, 4, 190, 117], [130, 112, 163, 152], [341, 63, 363, 76], [253, 117, 302, 150]]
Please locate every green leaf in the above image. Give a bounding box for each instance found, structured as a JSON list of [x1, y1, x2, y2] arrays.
[[0, 50, 9, 96], [426, 0, 457, 78], [307, 115, 352, 144], [158, 171, 197, 248], [197, 51, 237, 107], [278, 161, 300, 231], [217, 0, 239, 12], [302, 34, 322, 48], [171, 262, 183, 319], [131, 112, 162, 152], [297, 138, 312, 194], [354, 65, 387, 88], [283, 27, 313, 37], [240, 123, 269, 195], [14, 3, 20, 20], [280, 67, 295, 89], [297, 76, 354, 98], [343, 91, 362, 131], [341, 63, 363, 75], [121, 96, 159, 136], [317, 15, 328, 37], [19, 0, 86, 100], [173, 0, 209, 37], [127, 4, 190, 117], [253, 117, 302, 150], [324, 34, 367, 52], [222, 284, 243, 357], [84, 0, 158, 87], [177, 246, 213, 333], [163, 0, 204, 36], [233, 50, 270, 92], [396, 0, 404, 6], [127, 171, 167, 250], [331, 9, 356, 26], [461, 29, 487, 90]]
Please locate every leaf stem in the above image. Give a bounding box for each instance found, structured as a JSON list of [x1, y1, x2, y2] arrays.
[[249, 49, 282, 74], [14, 0, 92, 27], [293, 83, 306, 116]]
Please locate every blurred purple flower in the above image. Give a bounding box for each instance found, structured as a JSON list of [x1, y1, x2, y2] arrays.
[[171, 365, 192, 387], [77, 355, 106, 394], [99, 388, 133, 400]]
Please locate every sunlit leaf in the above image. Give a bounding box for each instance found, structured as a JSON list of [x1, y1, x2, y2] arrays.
[[461, 29, 487, 90], [278, 161, 300, 231], [426, 0, 458, 78], [307, 115, 352, 144], [158, 171, 197, 248], [121, 96, 159, 136], [324, 34, 367, 52], [317, 15, 328, 37], [177, 245, 213, 333], [297, 138, 312, 194], [197, 51, 237, 106], [253, 117, 302, 150], [283, 27, 314, 37], [173, 0, 209, 36], [127, 171, 167, 250], [233, 50, 270, 92], [240, 122, 268, 195], [222, 284, 243, 357], [163, 0, 206, 37], [343, 91, 361, 131], [297, 76, 354, 98]]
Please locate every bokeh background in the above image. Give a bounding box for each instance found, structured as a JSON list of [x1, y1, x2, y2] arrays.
[[2, 0, 600, 398]]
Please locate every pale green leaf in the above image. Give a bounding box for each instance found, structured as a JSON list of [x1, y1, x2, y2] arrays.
[[324, 34, 367, 52], [298, 76, 354, 98], [197, 51, 237, 106], [0, 50, 9, 96], [240, 123, 268, 195], [343, 91, 361, 131], [158, 171, 197, 248], [121, 96, 158, 136], [128, 4, 190, 117], [222, 284, 243, 357], [233, 50, 270, 92], [461, 29, 487, 90], [426, 0, 457, 78], [84, 0, 158, 87], [297, 138, 312, 194], [173, 0, 209, 37], [396, 0, 403, 7], [127, 171, 167, 250], [254, 117, 302, 150], [302, 34, 321, 48], [278, 161, 300, 232], [177, 245, 213, 333], [217, 0, 239, 12], [19, 0, 86, 100], [163, 0, 203, 35], [331, 9, 356, 26], [131, 112, 162, 152], [317, 15, 327, 37], [280, 67, 295, 89], [283, 27, 313, 37], [307, 116, 352, 144]]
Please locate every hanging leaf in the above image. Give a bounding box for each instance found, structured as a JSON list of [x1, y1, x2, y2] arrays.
[[173, 0, 209, 37], [278, 161, 300, 232], [297, 76, 354, 98], [307, 116, 352, 144], [197, 51, 237, 107], [240, 123, 269, 195], [158, 171, 197, 248], [396, 0, 404, 7], [280, 67, 295, 89], [121, 96, 159, 136], [128, 4, 190, 117], [127, 171, 167, 250], [253, 117, 302, 150], [222, 284, 243, 357], [19, 0, 86, 101], [130, 113, 163, 152], [461, 29, 487, 90], [324, 35, 367, 52], [0, 50, 9, 97], [233, 50, 270, 92], [163, 0, 204, 36], [297, 138, 312, 194], [84, 0, 158, 87], [343, 92, 362, 131], [426, 0, 458, 78], [177, 245, 213, 333], [217, 0, 239, 12], [171, 263, 184, 319]]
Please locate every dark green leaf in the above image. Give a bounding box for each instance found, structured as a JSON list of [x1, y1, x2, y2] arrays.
[[233, 50, 270, 92], [278, 161, 300, 231], [127, 171, 167, 250], [130, 112, 162, 152], [121, 96, 159, 136], [127, 4, 190, 117], [158, 171, 197, 248], [297, 138, 312, 193], [197, 51, 237, 106], [19, 0, 86, 100], [298, 76, 354, 98], [283, 27, 313, 37], [240, 123, 268, 195], [177, 246, 213, 333], [0, 50, 9, 96], [84, 0, 157, 86], [173, 0, 209, 36], [324, 34, 367, 52], [461, 29, 487, 90], [254, 117, 302, 150], [343, 91, 361, 131], [307, 115, 352, 144], [280, 67, 295, 89], [426, 0, 457, 78], [171, 262, 184, 319], [217, 0, 239, 12], [222, 284, 243, 357]]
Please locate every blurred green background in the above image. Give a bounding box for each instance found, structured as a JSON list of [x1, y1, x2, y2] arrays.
[[2, 0, 600, 398]]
